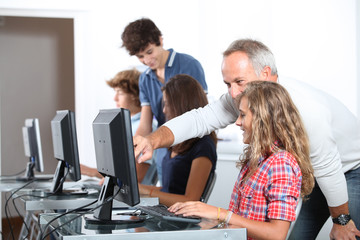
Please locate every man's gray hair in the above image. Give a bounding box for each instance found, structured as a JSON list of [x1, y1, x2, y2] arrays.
[[223, 39, 278, 77]]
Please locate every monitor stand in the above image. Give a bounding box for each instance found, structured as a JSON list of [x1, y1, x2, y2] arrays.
[[85, 176, 145, 225], [16, 161, 52, 182], [43, 161, 88, 196]]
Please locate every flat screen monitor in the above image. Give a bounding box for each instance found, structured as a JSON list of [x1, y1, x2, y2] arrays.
[[86, 108, 142, 224], [50, 110, 82, 194], [17, 118, 44, 181]]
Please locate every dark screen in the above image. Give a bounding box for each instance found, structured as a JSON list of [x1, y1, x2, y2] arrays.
[[51, 110, 81, 182], [92, 108, 139, 207]]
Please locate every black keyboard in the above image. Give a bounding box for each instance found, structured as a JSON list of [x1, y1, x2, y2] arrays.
[[137, 204, 201, 224]]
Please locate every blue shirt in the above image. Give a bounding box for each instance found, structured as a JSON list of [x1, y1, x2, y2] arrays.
[[131, 112, 157, 165], [131, 112, 157, 134], [139, 49, 207, 126], [161, 135, 217, 195], [130, 112, 141, 135]]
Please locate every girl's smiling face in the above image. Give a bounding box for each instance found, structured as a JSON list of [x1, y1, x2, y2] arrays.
[[235, 96, 253, 144]]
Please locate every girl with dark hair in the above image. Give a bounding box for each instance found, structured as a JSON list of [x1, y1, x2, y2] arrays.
[[139, 74, 217, 207]]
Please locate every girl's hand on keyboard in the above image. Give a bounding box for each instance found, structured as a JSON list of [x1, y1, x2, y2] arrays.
[[168, 201, 218, 220]]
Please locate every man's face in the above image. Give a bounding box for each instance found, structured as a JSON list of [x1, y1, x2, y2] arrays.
[[135, 43, 163, 70], [221, 51, 262, 99]]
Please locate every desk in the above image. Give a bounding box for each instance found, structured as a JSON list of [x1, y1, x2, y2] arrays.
[[39, 213, 247, 240], [0, 175, 53, 192], [0, 175, 54, 235], [0, 178, 98, 239], [0, 175, 92, 192], [14, 189, 159, 211], [11, 188, 158, 240]]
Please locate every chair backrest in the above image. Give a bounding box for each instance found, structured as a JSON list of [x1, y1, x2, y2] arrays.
[[286, 197, 303, 239], [200, 171, 217, 203], [141, 163, 158, 185]]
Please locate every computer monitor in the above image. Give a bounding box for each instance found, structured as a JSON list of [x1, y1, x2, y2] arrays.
[[17, 118, 44, 181], [86, 108, 142, 224], [50, 110, 82, 194]]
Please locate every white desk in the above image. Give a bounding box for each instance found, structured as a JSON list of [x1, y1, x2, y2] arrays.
[[0, 174, 93, 192], [14, 189, 158, 211], [12, 188, 158, 240], [39, 213, 247, 240]]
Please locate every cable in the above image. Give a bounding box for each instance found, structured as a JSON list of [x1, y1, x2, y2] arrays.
[[10, 189, 69, 240], [11, 192, 58, 240], [42, 193, 120, 240], [4, 179, 36, 240], [4, 191, 15, 240], [5, 179, 36, 240], [0, 168, 26, 177], [39, 199, 98, 240], [51, 164, 70, 194], [5, 164, 69, 240], [40, 187, 121, 240], [11, 196, 30, 240], [38, 163, 97, 239], [1, 156, 36, 179], [25, 164, 70, 239]]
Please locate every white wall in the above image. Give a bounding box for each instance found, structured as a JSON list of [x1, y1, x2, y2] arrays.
[[357, 0, 360, 117], [82, 0, 359, 168], [2, 0, 357, 168]]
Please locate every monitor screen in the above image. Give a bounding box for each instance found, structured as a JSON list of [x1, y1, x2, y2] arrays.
[[50, 110, 82, 194], [18, 118, 44, 181], [88, 108, 141, 224]]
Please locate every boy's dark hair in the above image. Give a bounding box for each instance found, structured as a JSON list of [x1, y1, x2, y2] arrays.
[[121, 18, 162, 55]]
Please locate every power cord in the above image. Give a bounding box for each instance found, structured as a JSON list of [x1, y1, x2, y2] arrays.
[[4, 179, 36, 240], [38, 199, 98, 240], [5, 164, 70, 240], [39, 187, 121, 240], [0, 168, 26, 177], [11, 196, 30, 240]]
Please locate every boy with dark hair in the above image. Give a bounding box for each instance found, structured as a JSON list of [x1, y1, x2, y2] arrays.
[[121, 18, 208, 182]]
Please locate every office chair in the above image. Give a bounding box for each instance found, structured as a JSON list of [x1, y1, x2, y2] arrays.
[[286, 197, 303, 240], [200, 171, 217, 203]]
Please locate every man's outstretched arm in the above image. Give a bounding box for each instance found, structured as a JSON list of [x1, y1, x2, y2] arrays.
[[134, 93, 238, 162], [134, 126, 174, 163]]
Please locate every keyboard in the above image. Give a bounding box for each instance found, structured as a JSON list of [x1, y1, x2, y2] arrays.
[[137, 204, 201, 224]]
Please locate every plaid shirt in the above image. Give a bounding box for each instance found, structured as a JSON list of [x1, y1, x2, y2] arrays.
[[228, 150, 301, 223]]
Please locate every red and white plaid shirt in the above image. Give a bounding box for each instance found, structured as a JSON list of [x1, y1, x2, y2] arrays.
[[228, 149, 301, 224]]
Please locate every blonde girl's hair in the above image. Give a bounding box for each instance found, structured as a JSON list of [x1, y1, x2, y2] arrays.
[[236, 81, 314, 198]]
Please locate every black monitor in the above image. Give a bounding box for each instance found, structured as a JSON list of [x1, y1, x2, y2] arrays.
[[17, 118, 44, 181], [86, 108, 142, 224], [50, 110, 82, 194]]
